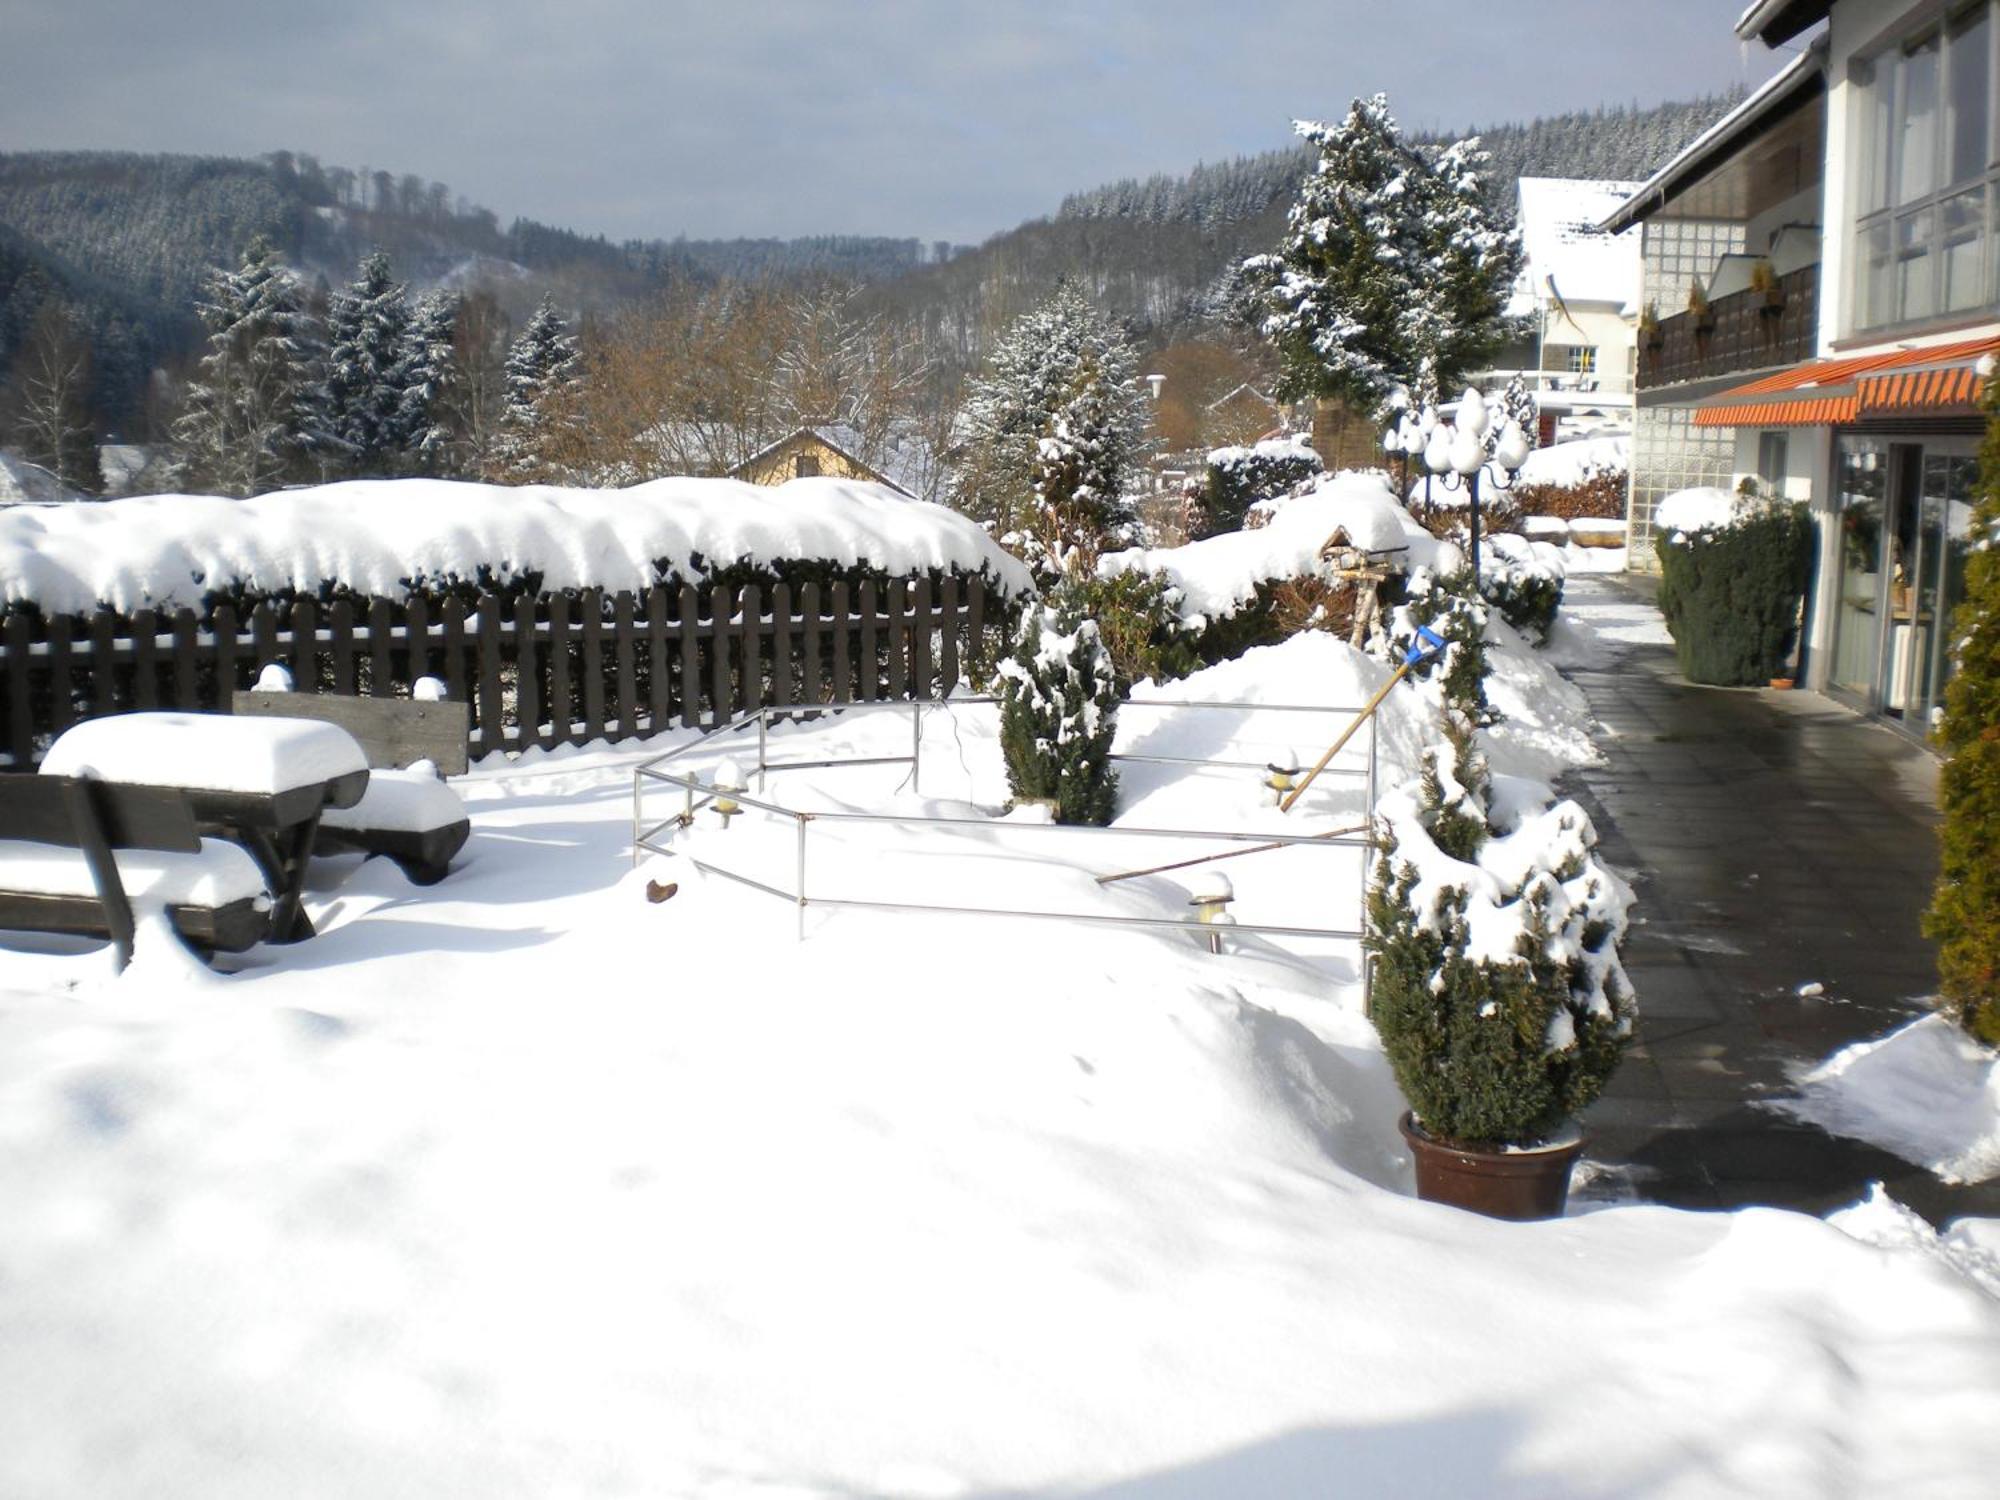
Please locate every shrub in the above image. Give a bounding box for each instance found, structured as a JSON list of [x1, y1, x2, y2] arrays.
[[1075, 570, 1204, 691], [1653, 501, 1812, 685], [1186, 436, 1323, 540], [1478, 534, 1565, 646], [1924, 380, 2000, 1045], [1404, 477, 1523, 543], [1375, 566, 1493, 722], [1511, 467, 1628, 523], [996, 581, 1122, 825], [1366, 714, 1634, 1147]]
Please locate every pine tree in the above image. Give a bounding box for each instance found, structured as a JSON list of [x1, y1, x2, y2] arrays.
[[398, 289, 460, 473], [494, 295, 580, 481], [321, 251, 415, 474], [1924, 376, 2000, 1044], [956, 282, 1147, 533], [1242, 96, 1521, 418], [170, 235, 316, 497]]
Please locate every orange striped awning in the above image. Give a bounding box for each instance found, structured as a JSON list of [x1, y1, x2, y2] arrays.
[[1693, 333, 2000, 427]]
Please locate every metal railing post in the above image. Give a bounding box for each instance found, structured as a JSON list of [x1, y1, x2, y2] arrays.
[[796, 812, 809, 942], [911, 700, 922, 796], [758, 709, 769, 792]]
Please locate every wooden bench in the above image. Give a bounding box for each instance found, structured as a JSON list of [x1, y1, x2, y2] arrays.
[[0, 774, 271, 966], [232, 691, 472, 885]]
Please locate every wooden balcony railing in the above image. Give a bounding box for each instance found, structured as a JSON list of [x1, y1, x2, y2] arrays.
[[1638, 265, 1819, 391]]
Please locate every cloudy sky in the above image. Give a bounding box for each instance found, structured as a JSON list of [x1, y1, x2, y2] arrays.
[[2, 1, 1792, 244]]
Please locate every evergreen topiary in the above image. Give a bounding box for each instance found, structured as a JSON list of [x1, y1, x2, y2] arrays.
[[1076, 569, 1204, 691], [1187, 436, 1323, 539], [996, 582, 1122, 825], [1366, 713, 1635, 1146], [1653, 501, 1812, 685], [1925, 378, 2000, 1045]]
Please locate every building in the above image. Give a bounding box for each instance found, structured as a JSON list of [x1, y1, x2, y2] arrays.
[[1488, 177, 1646, 441], [1608, 0, 1995, 737], [726, 425, 926, 499]]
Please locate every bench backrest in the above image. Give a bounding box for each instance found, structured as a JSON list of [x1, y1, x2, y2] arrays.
[[231, 691, 470, 775], [0, 774, 202, 853]]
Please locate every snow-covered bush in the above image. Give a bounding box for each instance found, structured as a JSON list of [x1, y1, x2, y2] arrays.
[[1367, 713, 1635, 1147], [1477, 533, 1565, 647], [1010, 355, 1143, 588], [996, 583, 1122, 825], [1375, 566, 1492, 722], [1186, 435, 1323, 540], [1653, 492, 1812, 685], [1076, 570, 1204, 690], [1926, 380, 2000, 1046]]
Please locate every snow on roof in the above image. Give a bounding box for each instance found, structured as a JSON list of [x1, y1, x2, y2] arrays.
[[1509, 178, 1643, 316], [729, 424, 939, 501], [0, 476, 1032, 616]]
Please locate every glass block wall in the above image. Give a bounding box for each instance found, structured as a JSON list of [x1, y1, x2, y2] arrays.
[[1642, 219, 1746, 313], [1630, 405, 1738, 567]]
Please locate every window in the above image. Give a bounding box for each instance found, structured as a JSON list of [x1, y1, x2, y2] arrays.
[[1566, 345, 1598, 375], [1758, 431, 1790, 493], [1853, 4, 1998, 331], [793, 453, 821, 478]]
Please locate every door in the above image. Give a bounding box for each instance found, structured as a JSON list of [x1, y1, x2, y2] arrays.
[[1830, 437, 1892, 702]]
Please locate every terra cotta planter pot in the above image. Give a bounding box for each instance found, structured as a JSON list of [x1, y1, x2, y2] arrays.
[[1400, 1113, 1585, 1221]]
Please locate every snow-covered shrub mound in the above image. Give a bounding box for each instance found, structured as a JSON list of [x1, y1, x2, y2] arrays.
[[0, 476, 1034, 617], [1101, 471, 1443, 632], [1653, 485, 1747, 540], [1516, 435, 1628, 490], [1478, 532, 1566, 646], [1186, 434, 1323, 539], [1512, 437, 1629, 526], [1368, 714, 1635, 1146]]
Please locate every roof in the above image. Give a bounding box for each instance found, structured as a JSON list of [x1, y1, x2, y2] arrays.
[[727, 425, 924, 499], [1736, 0, 1832, 46], [1509, 178, 1642, 315], [1599, 44, 1826, 235], [1693, 334, 2000, 427]]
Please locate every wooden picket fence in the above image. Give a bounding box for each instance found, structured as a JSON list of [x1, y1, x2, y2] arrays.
[[0, 576, 996, 769]]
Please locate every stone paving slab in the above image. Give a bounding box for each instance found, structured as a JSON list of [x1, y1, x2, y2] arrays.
[[1555, 574, 2000, 1227]]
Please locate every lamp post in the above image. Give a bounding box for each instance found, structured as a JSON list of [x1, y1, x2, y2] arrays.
[[1386, 387, 1531, 578]]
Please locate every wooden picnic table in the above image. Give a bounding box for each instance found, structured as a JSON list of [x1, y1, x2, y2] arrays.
[[40, 711, 369, 942]]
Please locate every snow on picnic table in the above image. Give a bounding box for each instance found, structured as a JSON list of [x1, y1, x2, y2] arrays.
[[0, 625, 1996, 1498], [0, 475, 1032, 616]]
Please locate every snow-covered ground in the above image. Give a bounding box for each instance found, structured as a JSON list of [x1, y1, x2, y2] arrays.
[[1776, 1016, 2000, 1187], [3, 583, 1998, 1496]]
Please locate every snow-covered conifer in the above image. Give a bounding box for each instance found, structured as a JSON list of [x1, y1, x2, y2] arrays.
[[997, 580, 1122, 825], [171, 236, 317, 497], [1015, 355, 1142, 588], [1243, 97, 1520, 418], [494, 295, 580, 481], [321, 251, 415, 474], [398, 289, 461, 473], [957, 283, 1147, 533]]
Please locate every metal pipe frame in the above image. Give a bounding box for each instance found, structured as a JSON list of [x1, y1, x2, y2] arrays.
[[631, 696, 1382, 956]]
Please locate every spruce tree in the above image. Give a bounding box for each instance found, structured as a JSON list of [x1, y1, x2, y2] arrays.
[[956, 282, 1146, 532], [1017, 355, 1141, 589], [398, 289, 461, 473], [1925, 377, 2000, 1044], [494, 295, 580, 481], [171, 235, 316, 497], [322, 251, 415, 475], [1243, 96, 1520, 417]]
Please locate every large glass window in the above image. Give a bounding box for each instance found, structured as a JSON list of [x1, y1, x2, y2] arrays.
[[1853, 5, 2000, 331]]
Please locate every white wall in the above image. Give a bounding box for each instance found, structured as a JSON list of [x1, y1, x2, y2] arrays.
[[1729, 427, 1819, 500]]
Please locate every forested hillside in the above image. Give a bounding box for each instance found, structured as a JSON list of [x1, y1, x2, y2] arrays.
[[1, 89, 1744, 442]]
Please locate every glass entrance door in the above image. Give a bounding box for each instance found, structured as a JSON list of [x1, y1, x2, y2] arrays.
[[1829, 434, 1978, 725]]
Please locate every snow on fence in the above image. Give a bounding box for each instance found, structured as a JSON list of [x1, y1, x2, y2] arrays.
[[0, 577, 996, 769]]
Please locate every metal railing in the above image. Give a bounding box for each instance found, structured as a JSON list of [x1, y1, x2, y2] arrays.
[[632, 697, 1380, 988]]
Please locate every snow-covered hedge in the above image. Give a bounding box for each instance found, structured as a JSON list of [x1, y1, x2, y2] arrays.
[[0, 476, 1035, 618], [1477, 532, 1567, 646], [1653, 490, 1812, 685]]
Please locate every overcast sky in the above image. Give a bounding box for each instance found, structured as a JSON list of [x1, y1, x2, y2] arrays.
[[1, 1, 1794, 245]]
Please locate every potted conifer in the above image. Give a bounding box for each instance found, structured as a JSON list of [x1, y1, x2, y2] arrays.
[[1366, 712, 1636, 1219]]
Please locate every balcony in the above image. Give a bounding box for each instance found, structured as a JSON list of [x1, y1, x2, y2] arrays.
[[1639, 264, 1819, 391]]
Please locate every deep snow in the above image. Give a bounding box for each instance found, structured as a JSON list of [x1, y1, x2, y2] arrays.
[[1, 563, 1997, 1498]]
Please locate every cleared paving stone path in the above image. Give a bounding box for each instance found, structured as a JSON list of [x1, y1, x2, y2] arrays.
[[1556, 574, 2000, 1225]]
